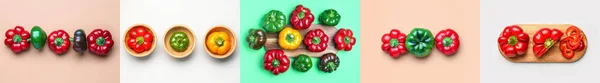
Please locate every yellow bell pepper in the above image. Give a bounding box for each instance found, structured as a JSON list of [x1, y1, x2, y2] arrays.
[[207, 31, 231, 55], [279, 27, 302, 50]]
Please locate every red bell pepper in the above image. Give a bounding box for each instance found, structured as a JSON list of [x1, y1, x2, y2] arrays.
[[560, 26, 585, 59], [263, 49, 290, 75], [4, 26, 30, 53], [497, 25, 529, 57], [290, 5, 314, 30], [334, 28, 356, 51], [304, 29, 328, 52], [48, 30, 70, 54], [381, 29, 408, 58], [435, 29, 460, 55], [127, 26, 153, 53], [87, 29, 114, 55], [532, 28, 563, 58]]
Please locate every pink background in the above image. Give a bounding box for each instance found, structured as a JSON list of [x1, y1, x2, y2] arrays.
[[0, 0, 120, 83]]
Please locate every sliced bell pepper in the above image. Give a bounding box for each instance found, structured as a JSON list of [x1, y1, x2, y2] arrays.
[[293, 54, 312, 72], [71, 29, 87, 54], [497, 25, 529, 57], [30, 26, 47, 50], [88, 29, 114, 55], [406, 28, 434, 57], [278, 27, 302, 50], [319, 53, 339, 73], [48, 30, 70, 55], [169, 32, 189, 52], [334, 28, 356, 51], [560, 26, 585, 59], [262, 10, 286, 33], [246, 29, 266, 50], [532, 28, 563, 58], [381, 29, 407, 58], [290, 5, 314, 30], [319, 9, 341, 26], [127, 26, 154, 53], [304, 29, 328, 52], [4, 26, 30, 53], [435, 29, 460, 55], [207, 31, 231, 55], [263, 49, 290, 75]]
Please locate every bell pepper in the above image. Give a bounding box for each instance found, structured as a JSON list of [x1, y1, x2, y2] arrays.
[[71, 29, 87, 54], [319, 53, 339, 73], [532, 28, 563, 58], [335, 28, 356, 51], [278, 27, 302, 50], [319, 9, 341, 26], [4, 26, 30, 53], [560, 26, 585, 59], [497, 25, 529, 57], [88, 29, 114, 55], [434, 29, 460, 55], [262, 10, 286, 33], [293, 54, 312, 72], [48, 30, 70, 54], [169, 32, 189, 52], [246, 29, 266, 50], [207, 31, 231, 55], [127, 26, 154, 53], [290, 5, 314, 30], [381, 29, 407, 58], [304, 29, 328, 52], [263, 49, 290, 75], [406, 28, 434, 57], [30, 26, 47, 50]]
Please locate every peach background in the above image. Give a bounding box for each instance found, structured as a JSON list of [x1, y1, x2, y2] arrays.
[[360, 0, 480, 83], [0, 0, 120, 83]]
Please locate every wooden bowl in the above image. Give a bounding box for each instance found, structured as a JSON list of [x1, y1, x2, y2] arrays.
[[204, 25, 236, 59], [123, 24, 157, 57], [163, 25, 196, 58]]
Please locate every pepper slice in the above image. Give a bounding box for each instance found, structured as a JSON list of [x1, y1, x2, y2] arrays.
[[4, 26, 30, 53], [434, 29, 460, 55], [246, 29, 266, 50], [381, 29, 407, 58], [532, 28, 563, 58], [48, 30, 70, 55], [319, 53, 339, 73], [304, 29, 328, 52], [497, 25, 529, 57], [405, 28, 434, 57], [559, 26, 585, 59], [207, 31, 231, 55], [170, 32, 189, 52], [293, 54, 312, 72], [263, 49, 290, 75], [262, 10, 286, 33], [71, 29, 87, 54], [88, 29, 114, 55], [334, 28, 356, 51], [290, 5, 314, 30], [127, 26, 154, 53], [30, 26, 47, 50], [319, 9, 341, 26], [278, 27, 302, 50]]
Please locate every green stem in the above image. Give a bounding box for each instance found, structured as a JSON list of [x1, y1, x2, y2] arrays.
[[508, 36, 517, 46], [544, 38, 554, 48], [286, 34, 295, 43], [216, 37, 225, 47], [344, 36, 351, 44], [312, 37, 321, 44], [55, 38, 64, 46], [442, 37, 453, 47], [390, 38, 399, 48], [13, 35, 22, 43], [272, 59, 280, 67], [136, 36, 144, 45], [96, 37, 106, 46]]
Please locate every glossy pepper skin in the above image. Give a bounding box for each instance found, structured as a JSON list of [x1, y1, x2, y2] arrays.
[[497, 25, 529, 57], [263, 49, 290, 75], [169, 32, 189, 52], [319, 53, 339, 73], [532, 28, 563, 58], [334, 28, 356, 51], [560, 26, 585, 59], [262, 10, 286, 33], [71, 29, 87, 54], [304, 29, 328, 52], [246, 29, 266, 50], [434, 29, 460, 55], [290, 5, 314, 30], [207, 32, 231, 55], [293, 54, 312, 72], [88, 29, 114, 55], [127, 27, 153, 53], [405, 28, 434, 57], [278, 27, 302, 50], [381, 29, 408, 58], [319, 9, 341, 26], [48, 30, 70, 55], [30, 26, 47, 50], [4, 26, 30, 53]]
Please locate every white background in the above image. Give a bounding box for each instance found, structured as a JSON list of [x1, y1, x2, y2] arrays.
[[480, 0, 600, 83], [119, 0, 240, 83]]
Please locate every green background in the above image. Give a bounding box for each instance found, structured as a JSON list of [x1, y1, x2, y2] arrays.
[[240, 0, 360, 83]]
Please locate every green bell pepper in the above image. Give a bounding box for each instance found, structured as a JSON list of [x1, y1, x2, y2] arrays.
[[262, 10, 286, 33], [319, 9, 341, 26], [30, 26, 47, 50], [169, 32, 189, 52], [293, 54, 312, 72], [405, 28, 434, 57]]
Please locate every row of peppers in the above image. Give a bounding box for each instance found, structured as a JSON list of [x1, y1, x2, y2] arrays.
[[5, 26, 114, 55], [263, 49, 340, 75], [381, 28, 460, 58], [498, 25, 585, 59]]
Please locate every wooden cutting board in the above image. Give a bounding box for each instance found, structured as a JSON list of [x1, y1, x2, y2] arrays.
[[499, 24, 587, 63], [265, 24, 339, 58]]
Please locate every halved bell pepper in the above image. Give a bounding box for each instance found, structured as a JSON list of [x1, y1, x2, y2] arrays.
[[30, 26, 47, 50], [48, 30, 70, 55], [434, 29, 460, 55], [335, 28, 356, 51], [319, 9, 341, 26], [406, 28, 434, 57], [497, 25, 529, 57], [278, 27, 302, 50], [290, 5, 314, 30], [381, 29, 407, 58], [319, 53, 339, 73], [532, 28, 563, 58], [127, 26, 154, 53], [246, 29, 266, 50], [304, 29, 328, 52], [263, 49, 290, 75], [262, 10, 286, 33], [4, 26, 30, 53], [71, 29, 87, 54], [207, 31, 231, 55], [293, 54, 312, 72], [169, 32, 189, 52], [88, 29, 114, 55]]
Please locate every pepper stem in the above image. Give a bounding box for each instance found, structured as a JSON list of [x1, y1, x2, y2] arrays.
[[272, 59, 280, 67], [544, 38, 554, 48], [328, 9, 335, 17], [216, 37, 225, 47], [508, 36, 518, 46], [390, 38, 399, 48], [13, 35, 22, 43], [326, 62, 336, 71], [286, 34, 295, 43], [298, 11, 305, 19], [312, 37, 321, 44], [136, 36, 144, 45], [249, 35, 256, 43], [442, 37, 453, 47], [55, 38, 64, 46], [344, 36, 351, 44], [96, 37, 106, 46]]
